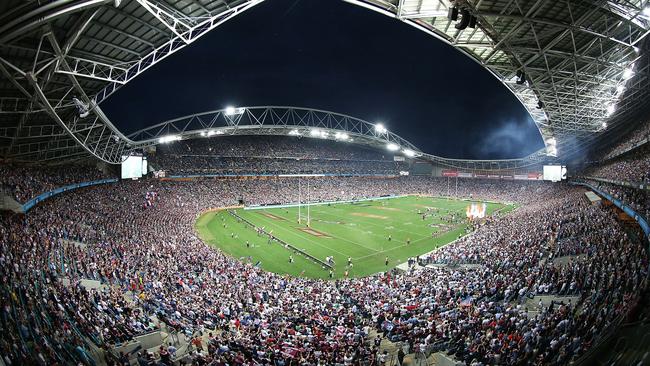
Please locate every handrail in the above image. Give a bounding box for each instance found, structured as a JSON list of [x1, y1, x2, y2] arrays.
[[570, 181, 650, 241], [577, 176, 650, 191], [21, 178, 118, 212]]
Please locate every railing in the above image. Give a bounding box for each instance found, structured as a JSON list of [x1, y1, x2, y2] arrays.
[[571, 181, 650, 241], [21, 178, 118, 212], [578, 176, 650, 191]]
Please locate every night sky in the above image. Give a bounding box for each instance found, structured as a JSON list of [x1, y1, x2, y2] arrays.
[[102, 0, 544, 159]]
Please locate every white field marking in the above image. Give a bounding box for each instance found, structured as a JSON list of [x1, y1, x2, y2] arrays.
[[310, 206, 426, 238], [298, 208, 430, 255], [247, 210, 380, 257], [353, 223, 468, 261], [311, 208, 431, 246], [309, 207, 428, 244], [243, 211, 355, 258]]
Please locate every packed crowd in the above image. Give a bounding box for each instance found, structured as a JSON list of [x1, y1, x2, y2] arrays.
[[581, 178, 650, 221], [0, 163, 109, 203], [151, 156, 408, 176], [582, 145, 650, 184], [150, 136, 408, 176], [155, 136, 393, 160], [1, 174, 647, 366], [600, 118, 650, 160]]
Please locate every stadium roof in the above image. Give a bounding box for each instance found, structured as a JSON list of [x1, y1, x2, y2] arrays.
[[0, 0, 649, 165]]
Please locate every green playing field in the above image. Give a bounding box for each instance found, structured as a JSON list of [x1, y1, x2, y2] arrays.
[[195, 195, 511, 279]]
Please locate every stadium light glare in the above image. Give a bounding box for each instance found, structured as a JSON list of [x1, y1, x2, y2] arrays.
[[310, 129, 320, 137], [375, 123, 387, 134], [224, 106, 245, 116], [643, 6, 650, 17], [546, 137, 556, 146], [623, 67, 634, 80], [606, 104, 616, 116], [616, 85, 625, 95], [602, 122, 607, 129], [158, 135, 181, 144], [546, 145, 557, 157], [334, 132, 349, 140], [386, 143, 399, 151], [288, 129, 301, 136], [402, 149, 416, 157], [207, 130, 223, 137]]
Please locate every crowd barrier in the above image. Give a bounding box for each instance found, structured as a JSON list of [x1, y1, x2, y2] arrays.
[[571, 181, 650, 240], [21, 178, 118, 212]]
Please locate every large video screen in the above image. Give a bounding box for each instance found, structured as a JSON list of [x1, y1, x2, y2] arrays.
[[121, 155, 143, 179], [543, 165, 567, 182]]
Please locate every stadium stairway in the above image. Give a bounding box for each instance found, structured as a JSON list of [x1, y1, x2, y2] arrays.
[[0, 189, 22, 213], [368, 328, 461, 366]]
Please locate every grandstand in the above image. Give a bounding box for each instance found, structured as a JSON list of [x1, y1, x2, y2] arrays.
[[1, 1, 650, 366]]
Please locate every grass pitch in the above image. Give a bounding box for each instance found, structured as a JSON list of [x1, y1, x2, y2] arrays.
[[196, 196, 511, 279]]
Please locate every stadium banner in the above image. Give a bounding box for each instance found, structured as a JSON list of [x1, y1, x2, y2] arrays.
[[571, 182, 650, 240], [244, 194, 408, 211], [514, 174, 528, 180], [21, 178, 118, 213], [442, 170, 458, 177], [458, 172, 473, 178], [528, 172, 542, 180]]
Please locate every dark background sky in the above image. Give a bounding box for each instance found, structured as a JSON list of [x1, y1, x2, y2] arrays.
[[102, 0, 544, 159]]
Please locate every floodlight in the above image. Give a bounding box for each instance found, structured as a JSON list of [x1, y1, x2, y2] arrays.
[[288, 129, 301, 136], [402, 149, 416, 157], [546, 137, 556, 146], [200, 131, 207, 137], [310, 129, 320, 137], [159, 135, 180, 144], [224, 106, 244, 116], [207, 130, 223, 137], [602, 122, 607, 129], [546, 145, 557, 157], [623, 67, 634, 80], [334, 132, 349, 140], [375, 123, 387, 134], [616, 85, 625, 95], [386, 143, 399, 151], [643, 6, 650, 17], [606, 104, 616, 116]]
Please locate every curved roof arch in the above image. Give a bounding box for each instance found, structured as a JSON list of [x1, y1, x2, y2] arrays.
[[0, 0, 648, 164], [344, 0, 650, 153], [127, 106, 547, 170]]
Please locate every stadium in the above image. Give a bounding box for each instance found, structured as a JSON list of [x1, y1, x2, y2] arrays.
[[1, 0, 650, 365]]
